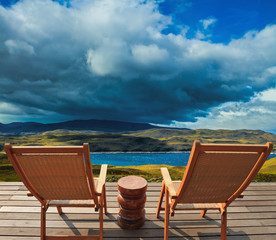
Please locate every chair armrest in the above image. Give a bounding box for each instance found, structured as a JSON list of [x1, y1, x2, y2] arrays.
[[161, 167, 177, 198], [96, 164, 108, 194]]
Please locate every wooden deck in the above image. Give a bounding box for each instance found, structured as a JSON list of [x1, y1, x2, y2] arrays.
[[0, 182, 275, 240]]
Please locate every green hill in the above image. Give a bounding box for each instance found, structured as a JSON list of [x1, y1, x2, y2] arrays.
[[0, 128, 275, 182], [1, 128, 275, 152], [131, 129, 276, 151], [0, 130, 173, 152]]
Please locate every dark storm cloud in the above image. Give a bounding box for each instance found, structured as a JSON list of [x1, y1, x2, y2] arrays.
[[0, 0, 275, 128]]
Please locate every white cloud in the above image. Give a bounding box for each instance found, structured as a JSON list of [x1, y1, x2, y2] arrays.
[[0, 102, 23, 114], [132, 44, 169, 64], [172, 88, 276, 131], [86, 40, 131, 76], [200, 17, 217, 30], [196, 17, 217, 39], [195, 30, 206, 40], [258, 88, 276, 101], [5, 39, 35, 55], [249, 66, 276, 85]]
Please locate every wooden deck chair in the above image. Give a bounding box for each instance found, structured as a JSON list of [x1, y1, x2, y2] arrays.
[[156, 141, 273, 240], [5, 143, 108, 240]]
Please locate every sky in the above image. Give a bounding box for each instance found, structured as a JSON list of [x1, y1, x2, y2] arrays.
[[0, 0, 275, 132]]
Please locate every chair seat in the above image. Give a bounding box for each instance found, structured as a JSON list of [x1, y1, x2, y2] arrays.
[[172, 181, 220, 209], [49, 178, 99, 206]]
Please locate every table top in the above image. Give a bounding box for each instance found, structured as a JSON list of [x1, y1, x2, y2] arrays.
[[118, 176, 147, 196]]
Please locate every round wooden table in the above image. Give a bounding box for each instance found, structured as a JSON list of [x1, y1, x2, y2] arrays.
[[117, 176, 147, 229]]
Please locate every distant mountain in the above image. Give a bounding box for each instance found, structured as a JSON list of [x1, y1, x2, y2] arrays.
[[0, 119, 178, 133]]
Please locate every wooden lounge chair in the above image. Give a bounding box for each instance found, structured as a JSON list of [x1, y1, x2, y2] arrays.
[[156, 140, 273, 240], [5, 143, 108, 240]]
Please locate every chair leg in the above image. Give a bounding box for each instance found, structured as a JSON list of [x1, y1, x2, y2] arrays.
[[221, 208, 227, 240], [156, 181, 165, 218], [164, 187, 169, 240], [41, 206, 46, 240], [56, 206, 63, 215], [99, 196, 104, 240], [201, 210, 207, 217], [103, 185, 107, 215]]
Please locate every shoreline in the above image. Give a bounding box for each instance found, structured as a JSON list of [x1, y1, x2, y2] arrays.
[[91, 151, 276, 154], [91, 151, 191, 154]]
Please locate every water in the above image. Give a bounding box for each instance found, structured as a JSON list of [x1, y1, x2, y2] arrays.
[[91, 152, 276, 166]]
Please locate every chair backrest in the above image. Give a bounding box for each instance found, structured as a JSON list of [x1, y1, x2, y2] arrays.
[[5, 143, 98, 204], [174, 141, 273, 206]]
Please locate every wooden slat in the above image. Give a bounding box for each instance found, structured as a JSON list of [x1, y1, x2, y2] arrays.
[[1, 236, 276, 240], [1, 211, 276, 221], [199, 143, 268, 152], [10, 146, 83, 154], [0, 218, 276, 228], [0, 225, 276, 237]]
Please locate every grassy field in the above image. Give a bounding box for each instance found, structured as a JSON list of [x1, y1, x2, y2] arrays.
[[259, 157, 276, 174], [0, 129, 275, 182]]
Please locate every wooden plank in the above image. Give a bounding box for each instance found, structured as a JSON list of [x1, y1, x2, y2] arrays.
[[0, 191, 29, 195], [88, 236, 276, 240], [0, 236, 276, 240], [0, 182, 23, 186], [1, 200, 276, 209], [0, 196, 12, 200], [0, 218, 276, 229], [0, 225, 276, 237], [0, 206, 252, 214], [247, 206, 276, 212], [0, 186, 21, 190], [0, 211, 276, 221], [248, 182, 276, 186], [1, 211, 276, 221]]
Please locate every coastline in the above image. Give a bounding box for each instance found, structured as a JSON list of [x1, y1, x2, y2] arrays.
[[91, 151, 191, 154], [91, 151, 276, 154]]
